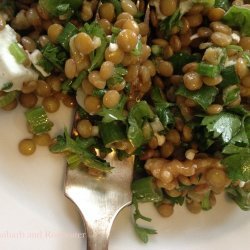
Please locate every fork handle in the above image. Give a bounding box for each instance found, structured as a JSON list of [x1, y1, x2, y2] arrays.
[[84, 216, 113, 250]]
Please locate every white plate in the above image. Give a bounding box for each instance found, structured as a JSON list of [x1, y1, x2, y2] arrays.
[[0, 105, 250, 250]]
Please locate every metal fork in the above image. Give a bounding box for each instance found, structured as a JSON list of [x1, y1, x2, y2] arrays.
[[64, 139, 134, 250], [64, 1, 149, 249]]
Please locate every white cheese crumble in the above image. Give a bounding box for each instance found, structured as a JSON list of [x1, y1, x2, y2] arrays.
[[0, 25, 38, 91], [150, 117, 164, 133], [231, 32, 240, 43], [30, 50, 50, 77], [109, 43, 118, 52]]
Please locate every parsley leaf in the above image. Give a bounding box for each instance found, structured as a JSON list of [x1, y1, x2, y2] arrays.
[[169, 52, 200, 74], [107, 65, 128, 88], [40, 42, 67, 72], [39, 0, 82, 16], [151, 86, 174, 129], [222, 153, 250, 181], [214, 0, 230, 10], [222, 144, 250, 154], [176, 84, 218, 110], [223, 86, 240, 105], [98, 95, 127, 123], [132, 177, 163, 202], [201, 112, 242, 143], [132, 198, 157, 243], [101, 0, 122, 15], [128, 101, 155, 148], [50, 129, 112, 172], [37, 56, 54, 73], [159, 10, 182, 38], [220, 65, 240, 88], [134, 225, 157, 244], [82, 22, 108, 71], [226, 185, 250, 211], [244, 116, 250, 143], [223, 5, 250, 36]]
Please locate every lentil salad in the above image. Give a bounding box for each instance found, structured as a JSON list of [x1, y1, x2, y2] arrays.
[[0, 0, 249, 243]]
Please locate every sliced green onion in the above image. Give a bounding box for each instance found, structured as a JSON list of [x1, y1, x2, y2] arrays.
[[226, 45, 243, 52], [99, 121, 127, 147], [201, 191, 212, 210], [25, 106, 53, 134], [151, 45, 163, 56], [197, 62, 220, 77], [131, 38, 142, 56], [61, 79, 73, 93], [71, 70, 87, 90], [0, 91, 18, 108], [111, 26, 121, 35], [9, 42, 27, 64], [132, 177, 163, 203], [57, 22, 78, 51]]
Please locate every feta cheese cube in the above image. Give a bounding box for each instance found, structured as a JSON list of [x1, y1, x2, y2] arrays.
[[0, 25, 38, 91]]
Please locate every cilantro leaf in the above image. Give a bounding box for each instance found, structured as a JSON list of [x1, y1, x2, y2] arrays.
[[222, 153, 250, 181], [201, 112, 242, 143], [176, 84, 218, 110]]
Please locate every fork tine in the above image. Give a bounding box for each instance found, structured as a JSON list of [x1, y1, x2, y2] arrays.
[[65, 153, 134, 250]]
